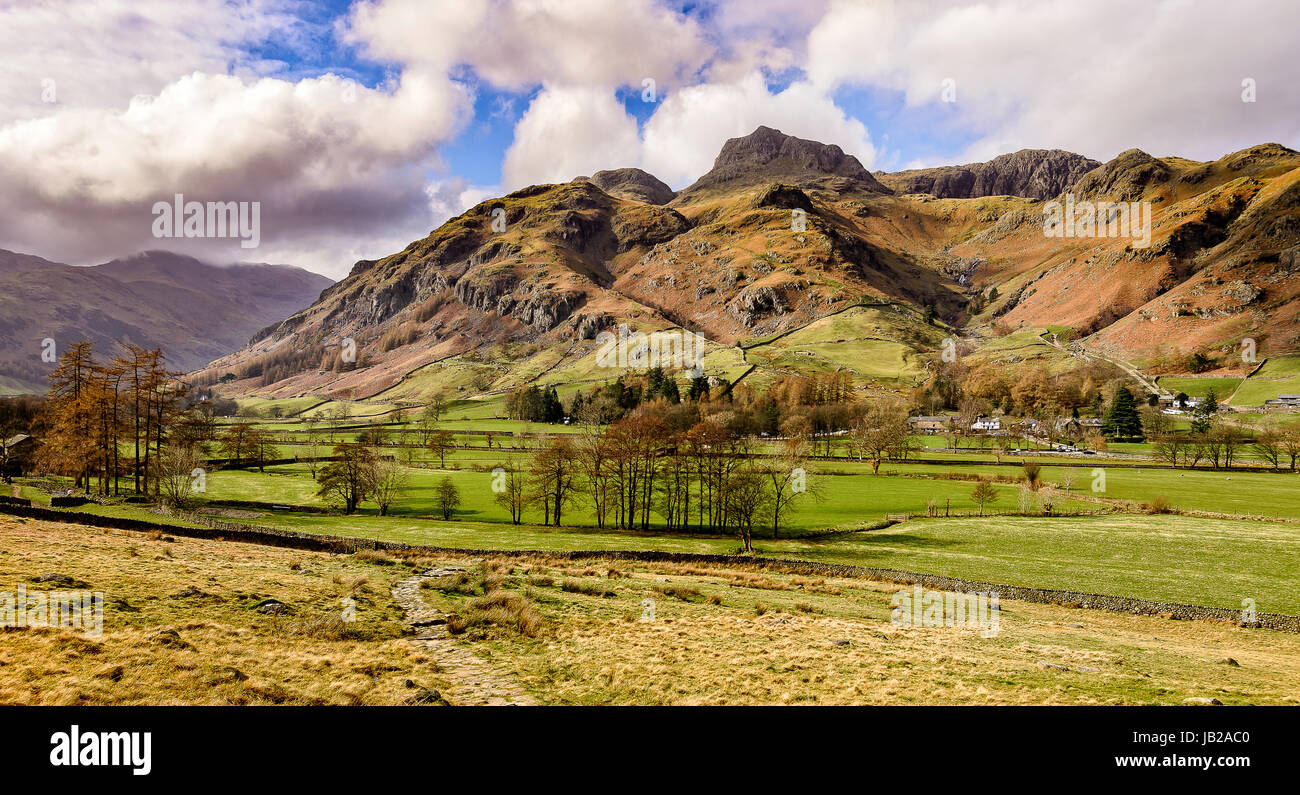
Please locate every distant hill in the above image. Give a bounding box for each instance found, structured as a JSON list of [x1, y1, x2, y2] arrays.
[[0, 250, 332, 394]]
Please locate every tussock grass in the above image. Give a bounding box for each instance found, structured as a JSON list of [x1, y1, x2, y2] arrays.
[[562, 580, 616, 598], [446, 591, 543, 637], [653, 584, 702, 602]]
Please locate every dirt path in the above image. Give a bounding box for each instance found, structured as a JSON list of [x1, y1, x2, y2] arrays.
[[1042, 332, 1167, 397], [391, 567, 538, 706]]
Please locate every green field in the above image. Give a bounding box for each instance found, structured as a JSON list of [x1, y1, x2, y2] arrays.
[[161, 501, 1300, 615], [1155, 376, 1243, 399], [1230, 356, 1300, 406], [743, 306, 940, 385], [196, 462, 1102, 532]]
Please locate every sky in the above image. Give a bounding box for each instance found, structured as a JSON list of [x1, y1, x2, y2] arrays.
[[0, 0, 1296, 279]]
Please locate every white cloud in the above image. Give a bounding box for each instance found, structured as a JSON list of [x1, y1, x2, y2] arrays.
[[641, 73, 877, 188], [426, 178, 498, 227], [0, 63, 472, 276], [806, 0, 1300, 163], [0, 0, 294, 122], [2, 0, 1297, 281], [502, 86, 643, 189], [347, 0, 711, 92]]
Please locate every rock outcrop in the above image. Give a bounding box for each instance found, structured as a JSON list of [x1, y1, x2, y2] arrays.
[[878, 149, 1101, 199], [1070, 149, 1172, 201], [678, 126, 891, 198], [585, 168, 677, 205]]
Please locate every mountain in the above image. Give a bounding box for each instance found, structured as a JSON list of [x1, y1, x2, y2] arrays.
[[876, 149, 1101, 199], [0, 251, 332, 394], [677, 125, 891, 200], [579, 169, 676, 205], [196, 127, 1300, 405], [968, 143, 1300, 363]]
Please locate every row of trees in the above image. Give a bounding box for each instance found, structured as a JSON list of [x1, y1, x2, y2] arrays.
[[1151, 424, 1300, 470], [489, 415, 816, 551], [37, 342, 189, 496], [913, 356, 1133, 420]]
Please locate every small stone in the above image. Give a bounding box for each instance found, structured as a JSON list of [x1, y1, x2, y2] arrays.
[[1076, 665, 1101, 673], [95, 665, 125, 681], [403, 688, 446, 706], [1218, 657, 1239, 666], [252, 599, 289, 615], [149, 629, 191, 649], [831, 639, 850, 647], [210, 666, 247, 683], [1037, 661, 1070, 671], [1183, 697, 1223, 705], [31, 572, 90, 588]]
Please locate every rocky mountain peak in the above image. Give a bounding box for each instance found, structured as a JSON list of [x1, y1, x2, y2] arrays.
[[582, 168, 677, 205], [679, 125, 891, 197], [1071, 148, 1172, 201]]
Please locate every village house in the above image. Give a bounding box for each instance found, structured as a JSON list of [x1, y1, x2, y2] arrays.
[[1264, 393, 1300, 409], [907, 415, 954, 435], [971, 416, 1001, 432], [1, 434, 35, 481]]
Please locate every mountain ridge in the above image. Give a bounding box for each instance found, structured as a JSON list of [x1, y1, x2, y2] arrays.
[[0, 250, 333, 394], [145, 128, 1300, 404]]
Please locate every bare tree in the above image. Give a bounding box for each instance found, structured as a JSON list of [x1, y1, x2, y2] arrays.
[[1253, 429, 1283, 470], [302, 421, 324, 477], [426, 429, 455, 468], [723, 465, 769, 553], [764, 436, 814, 538], [369, 459, 409, 516], [851, 401, 911, 475], [155, 444, 204, 508], [528, 436, 580, 526], [316, 443, 376, 514], [493, 462, 527, 524], [1281, 426, 1300, 470]]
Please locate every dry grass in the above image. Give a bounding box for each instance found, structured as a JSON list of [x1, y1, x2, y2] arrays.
[[0, 518, 448, 705], [439, 559, 1300, 706], [445, 590, 543, 638], [6, 518, 1300, 706]]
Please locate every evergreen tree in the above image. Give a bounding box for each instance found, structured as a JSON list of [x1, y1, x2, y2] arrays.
[[660, 376, 680, 404], [687, 372, 709, 402], [1201, 387, 1219, 415], [542, 387, 564, 423], [568, 391, 585, 420], [646, 366, 666, 398], [1102, 386, 1143, 440], [1190, 387, 1218, 434]]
